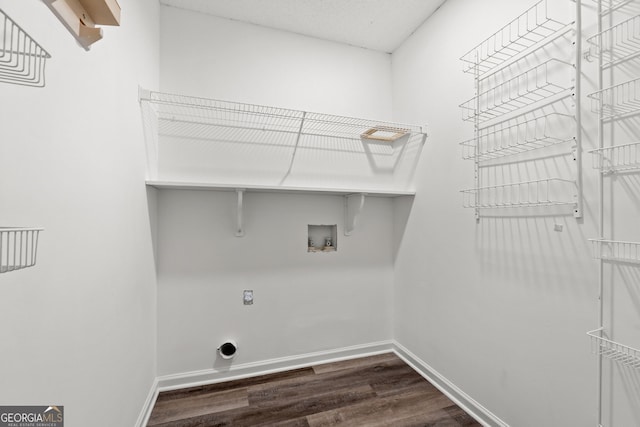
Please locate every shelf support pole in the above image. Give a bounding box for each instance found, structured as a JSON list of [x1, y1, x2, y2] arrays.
[[235, 189, 245, 237], [344, 193, 366, 236], [573, 0, 584, 219]]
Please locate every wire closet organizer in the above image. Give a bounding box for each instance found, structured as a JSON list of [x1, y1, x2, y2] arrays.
[[139, 89, 427, 237], [0, 228, 42, 273], [0, 8, 50, 87], [139, 89, 427, 188], [458, 0, 583, 218], [585, 0, 640, 426]]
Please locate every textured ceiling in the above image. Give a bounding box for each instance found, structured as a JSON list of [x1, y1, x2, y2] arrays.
[[159, 0, 447, 53]]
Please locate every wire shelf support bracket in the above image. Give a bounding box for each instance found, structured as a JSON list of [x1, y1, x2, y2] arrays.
[[0, 227, 43, 273], [0, 8, 51, 88]]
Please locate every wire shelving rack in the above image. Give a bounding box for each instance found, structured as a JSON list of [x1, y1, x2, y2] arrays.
[[587, 15, 640, 68], [588, 328, 640, 369], [589, 239, 640, 264], [459, 59, 575, 124], [587, 1, 640, 425], [0, 8, 50, 88], [589, 141, 640, 173], [0, 227, 42, 273], [461, 178, 577, 209], [588, 77, 640, 118], [460, 0, 569, 76], [458, 0, 581, 219], [141, 90, 425, 143], [460, 112, 575, 160]]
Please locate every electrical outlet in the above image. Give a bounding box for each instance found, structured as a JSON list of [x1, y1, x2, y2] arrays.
[[243, 290, 253, 305]]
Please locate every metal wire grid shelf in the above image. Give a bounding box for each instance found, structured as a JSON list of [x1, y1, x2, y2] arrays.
[[588, 328, 640, 369], [588, 77, 640, 118], [589, 141, 640, 173], [592, 0, 638, 16], [0, 8, 51, 88], [587, 14, 640, 68], [460, 112, 575, 161], [459, 59, 575, 124], [460, 0, 569, 76], [461, 178, 577, 209], [140, 90, 426, 143], [589, 239, 640, 263], [0, 227, 42, 273]]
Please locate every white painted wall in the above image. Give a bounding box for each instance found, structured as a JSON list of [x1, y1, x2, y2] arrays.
[[154, 9, 401, 379], [0, 1, 159, 426], [390, 0, 640, 426], [156, 190, 395, 376], [160, 6, 393, 118]]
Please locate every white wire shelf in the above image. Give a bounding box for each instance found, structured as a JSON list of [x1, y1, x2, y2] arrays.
[[460, 59, 575, 124], [588, 77, 640, 119], [0, 8, 51, 87], [592, 0, 637, 16], [460, 112, 575, 161], [589, 141, 640, 173], [588, 328, 640, 369], [587, 15, 640, 68], [140, 90, 426, 143], [461, 178, 577, 209], [0, 227, 42, 273], [589, 239, 640, 263], [460, 0, 569, 76]]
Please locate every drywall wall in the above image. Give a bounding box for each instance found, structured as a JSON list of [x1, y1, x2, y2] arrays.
[[391, 0, 640, 426], [154, 6, 424, 192], [156, 190, 395, 376], [160, 6, 393, 118], [155, 8, 402, 379], [0, 1, 159, 426]]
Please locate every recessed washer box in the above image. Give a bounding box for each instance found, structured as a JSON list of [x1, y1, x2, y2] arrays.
[[308, 225, 337, 252]]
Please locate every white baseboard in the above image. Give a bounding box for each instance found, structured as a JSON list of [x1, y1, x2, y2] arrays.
[[392, 341, 509, 427], [135, 377, 159, 427], [156, 340, 394, 392], [137, 340, 507, 427]]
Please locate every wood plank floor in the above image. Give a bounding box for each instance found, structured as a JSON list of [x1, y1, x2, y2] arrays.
[[147, 353, 482, 427]]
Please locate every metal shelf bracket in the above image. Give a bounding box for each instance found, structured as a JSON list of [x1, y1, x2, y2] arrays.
[[344, 193, 366, 236], [235, 189, 245, 237]]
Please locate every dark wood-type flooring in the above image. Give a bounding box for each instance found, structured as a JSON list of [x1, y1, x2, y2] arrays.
[[147, 353, 482, 427]]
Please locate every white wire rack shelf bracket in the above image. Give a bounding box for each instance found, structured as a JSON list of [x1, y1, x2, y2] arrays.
[[0, 8, 51, 87], [589, 239, 640, 263], [586, 15, 640, 67], [588, 328, 640, 369], [459, 59, 575, 125], [460, 0, 571, 76], [460, 112, 575, 161], [588, 77, 640, 119], [461, 178, 577, 209], [0, 227, 43, 273], [139, 89, 427, 142], [589, 141, 640, 173]]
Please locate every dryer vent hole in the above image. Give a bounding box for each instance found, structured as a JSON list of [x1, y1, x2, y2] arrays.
[[219, 342, 237, 358]]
